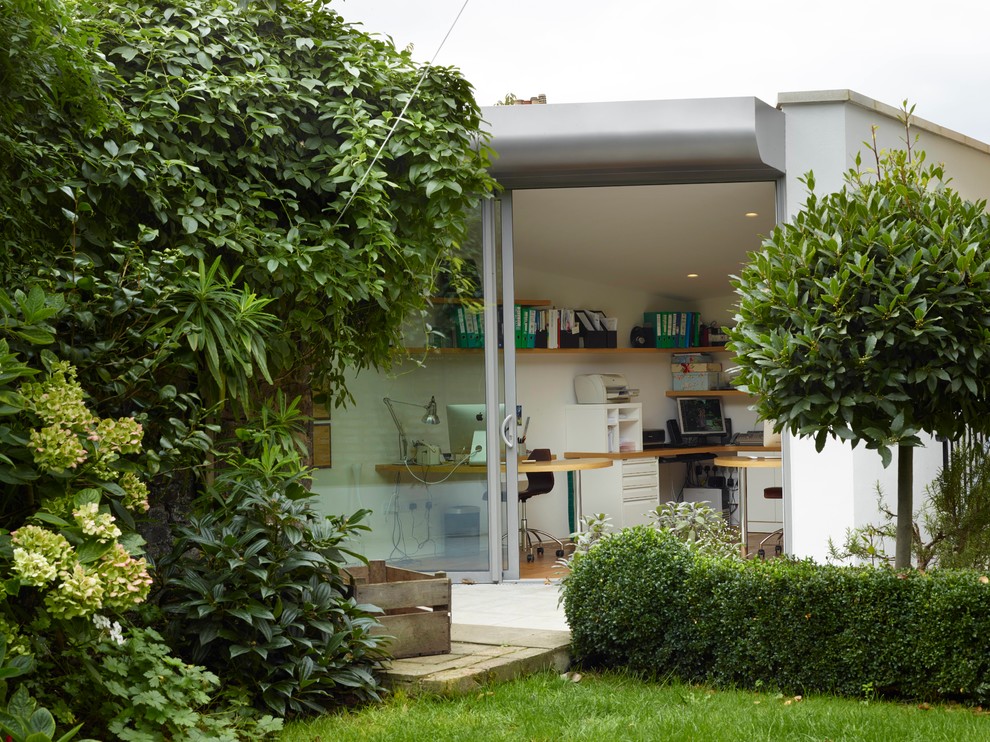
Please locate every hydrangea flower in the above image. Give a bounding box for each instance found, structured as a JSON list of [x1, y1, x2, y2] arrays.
[[29, 425, 88, 472], [10, 525, 72, 586], [46, 564, 105, 620], [118, 472, 150, 512], [95, 417, 143, 456], [12, 549, 57, 587], [21, 362, 95, 431], [73, 502, 122, 543], [96, 543, 152, 610]]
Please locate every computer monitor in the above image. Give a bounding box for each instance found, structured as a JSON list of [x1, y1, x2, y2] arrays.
[[445, 403, 506, 457], [676, 397, 727, 437]]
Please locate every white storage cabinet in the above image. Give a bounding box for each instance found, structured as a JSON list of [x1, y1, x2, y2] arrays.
[[564, 403, 659, 529]]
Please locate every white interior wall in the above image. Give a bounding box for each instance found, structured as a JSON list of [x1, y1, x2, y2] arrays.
[[311, 355, 494, 563]]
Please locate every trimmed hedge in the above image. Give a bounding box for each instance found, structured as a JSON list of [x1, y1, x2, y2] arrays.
[[562, 527, 990, 703]]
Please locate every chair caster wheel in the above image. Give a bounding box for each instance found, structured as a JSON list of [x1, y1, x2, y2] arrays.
[[555, 549, 565, 558], [757, 548, 766, 560], [537, 546, 545, 556], [774, 545, 782, 556], [526, 553, 535, 563]]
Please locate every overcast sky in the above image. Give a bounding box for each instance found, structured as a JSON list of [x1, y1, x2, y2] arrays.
[[336, 0, 990, 144]]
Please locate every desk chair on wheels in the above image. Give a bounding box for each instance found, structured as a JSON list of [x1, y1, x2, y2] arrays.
[[757, 486, 783, 559], [518, 449, 567, 563]]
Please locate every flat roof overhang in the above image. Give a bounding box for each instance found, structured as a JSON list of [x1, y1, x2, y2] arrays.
[[480, 97, 786, 189]]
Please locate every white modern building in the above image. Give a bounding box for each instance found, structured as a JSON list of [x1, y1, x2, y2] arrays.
[[312, 90, 990, 580]]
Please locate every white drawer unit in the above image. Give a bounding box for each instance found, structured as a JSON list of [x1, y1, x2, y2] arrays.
[[621, 458, 659, 492], [620, 458, 660, 527]]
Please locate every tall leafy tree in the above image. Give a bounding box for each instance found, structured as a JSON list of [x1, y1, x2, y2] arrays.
[[728, 116, 990, 568]]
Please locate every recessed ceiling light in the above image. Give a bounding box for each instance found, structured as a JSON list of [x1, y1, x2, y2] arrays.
[[687, 273, 699, 278], [745, 211, 759, 217]]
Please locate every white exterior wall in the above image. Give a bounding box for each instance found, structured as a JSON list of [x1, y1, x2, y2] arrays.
[[779, 91, 990, 563]]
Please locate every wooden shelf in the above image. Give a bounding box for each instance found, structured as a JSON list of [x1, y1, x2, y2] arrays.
[[665, 389, 749, 398], [397, 346, 731, 355], [427, 297, 551, 306], [657, 346, 730, 354]]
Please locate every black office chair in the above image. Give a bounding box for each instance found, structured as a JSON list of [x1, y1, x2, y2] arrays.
[[518, 449, 566, 563], [757, 486, 783, 559]]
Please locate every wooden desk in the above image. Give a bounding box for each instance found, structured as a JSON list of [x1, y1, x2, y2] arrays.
[[564, 445, 780, 461], [712, 455, 783, 558], [375, 457, 613, 476]]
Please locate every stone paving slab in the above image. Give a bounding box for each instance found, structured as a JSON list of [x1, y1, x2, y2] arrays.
[[381, 624, 571, 696]]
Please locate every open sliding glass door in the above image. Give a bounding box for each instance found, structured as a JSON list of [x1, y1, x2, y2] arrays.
[[479, 195, 520, 582]]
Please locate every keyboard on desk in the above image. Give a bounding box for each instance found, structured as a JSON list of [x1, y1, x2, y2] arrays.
[[731, 431, 765, 446]]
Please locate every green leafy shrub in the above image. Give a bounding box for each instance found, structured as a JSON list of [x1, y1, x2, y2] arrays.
[[650, 501, 741, 559], [924, 435, 990, 569], [563, 527, 990, 703], [0, 685, 89, 742], [88, 625, 281, 740], [562, 527, 694, 670], [157, 443, 387, 717]]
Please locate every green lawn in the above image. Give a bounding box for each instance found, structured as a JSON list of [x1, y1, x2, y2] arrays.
[[281, 671, 990, 741]]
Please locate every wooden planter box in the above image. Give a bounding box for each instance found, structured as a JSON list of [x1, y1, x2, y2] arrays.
[[345, 560, 451, 659]]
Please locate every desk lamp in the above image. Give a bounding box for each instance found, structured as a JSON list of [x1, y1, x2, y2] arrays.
[[383, 395, 440, 462]]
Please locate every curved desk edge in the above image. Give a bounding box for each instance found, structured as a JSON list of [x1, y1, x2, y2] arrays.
[[375, 457, 613, 475], [565, 445, 781, 460]]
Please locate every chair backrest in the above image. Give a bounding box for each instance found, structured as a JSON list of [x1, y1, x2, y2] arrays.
[[763, 486, 783, 500], [519, 448, 554, 501]]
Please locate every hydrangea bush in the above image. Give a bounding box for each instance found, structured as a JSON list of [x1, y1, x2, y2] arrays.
[[0, 350, 162, 732], [3, 360, 152, 629]]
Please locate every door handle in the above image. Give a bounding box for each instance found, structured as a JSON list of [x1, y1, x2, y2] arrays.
[[501, 413, 515, 449]]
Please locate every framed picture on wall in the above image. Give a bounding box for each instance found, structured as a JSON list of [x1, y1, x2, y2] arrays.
[[313, 402, 332, 468]]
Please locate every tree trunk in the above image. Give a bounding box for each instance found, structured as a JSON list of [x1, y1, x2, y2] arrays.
[[896, 444, 913, 569]]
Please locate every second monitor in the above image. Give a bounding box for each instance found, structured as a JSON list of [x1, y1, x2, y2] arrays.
[[676, 396, 727, 443]]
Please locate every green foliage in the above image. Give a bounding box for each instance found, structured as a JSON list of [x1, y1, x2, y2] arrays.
[[0, 685, 88, 742], [924, 436, 990, 569], [2, 0, 495, 413], [562, 527, 694, 670], [1, 0, 494, 728], [650, 501, 741, 559], [563, 528, 990, 703], [728, 113, 990, 467], [93, 626, 282, 740], [157, 440, 386, 717]]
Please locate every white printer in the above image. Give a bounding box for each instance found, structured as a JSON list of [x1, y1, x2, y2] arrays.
[[574, 374, 639, 404]]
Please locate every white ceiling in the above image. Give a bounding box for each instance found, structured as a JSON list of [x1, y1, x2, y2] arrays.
[[511, 181, 778, 302]]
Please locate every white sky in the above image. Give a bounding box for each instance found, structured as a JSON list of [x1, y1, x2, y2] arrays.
[[335, 0, 990, 145]]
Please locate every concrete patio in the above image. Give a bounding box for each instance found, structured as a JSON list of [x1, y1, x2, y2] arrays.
[[380, 579, 571, 694]]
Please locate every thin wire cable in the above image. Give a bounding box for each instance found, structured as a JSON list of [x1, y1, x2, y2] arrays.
[[333, 0, 471, 227]]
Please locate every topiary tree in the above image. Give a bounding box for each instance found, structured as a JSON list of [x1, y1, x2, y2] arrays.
[[728, 109, 990, 569]]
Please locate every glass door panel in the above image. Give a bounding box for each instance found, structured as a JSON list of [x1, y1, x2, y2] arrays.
[[308, 196, 516, 582]]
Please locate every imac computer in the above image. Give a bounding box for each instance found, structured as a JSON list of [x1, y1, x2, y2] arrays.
[[445, 403, 506, 460], [676, 397, 727, 443]]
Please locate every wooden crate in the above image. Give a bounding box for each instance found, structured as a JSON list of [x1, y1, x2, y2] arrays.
[[345, 560, 451, 659]]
